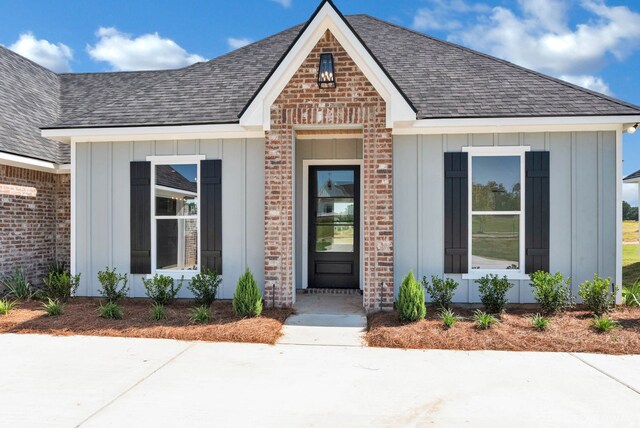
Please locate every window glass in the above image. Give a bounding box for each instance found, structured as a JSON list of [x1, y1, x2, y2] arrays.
[[316, 170, 354, 197], [472, 156, 520, 211], [156, 219, 198, 270], [471, 215, 519, 270], [315, 225, 354, 253], [315, 198, 354, 224], [155, 164, 198, 216]]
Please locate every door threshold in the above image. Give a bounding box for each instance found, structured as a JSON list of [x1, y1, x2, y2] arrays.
[[299, 288, 362, 295]]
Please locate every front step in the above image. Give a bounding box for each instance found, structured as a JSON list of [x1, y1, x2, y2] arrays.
[[298, 288, 362, 295]]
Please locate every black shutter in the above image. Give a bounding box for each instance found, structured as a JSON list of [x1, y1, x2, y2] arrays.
[[444, 152, 468, 274], [201, 159, 222, 273], [525, 152, 550, 273], [130, 162, 151, 274]]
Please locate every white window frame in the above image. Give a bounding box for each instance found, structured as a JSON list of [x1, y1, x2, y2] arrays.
[[147, 155, 205, 279], [462, 146, 530, 280]]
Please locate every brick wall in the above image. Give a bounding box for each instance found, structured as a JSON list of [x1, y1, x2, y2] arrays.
[[0, 165, 70, 288], [264, 30, 394, 310]]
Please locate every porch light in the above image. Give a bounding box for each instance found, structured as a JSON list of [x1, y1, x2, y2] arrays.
[[627, 123, 638, 134], [317, 53, 336, 88]]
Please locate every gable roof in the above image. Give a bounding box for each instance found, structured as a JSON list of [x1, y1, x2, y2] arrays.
[[624, 170, 640, 183]]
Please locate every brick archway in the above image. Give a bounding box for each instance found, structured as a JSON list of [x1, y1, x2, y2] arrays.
[[263, 30, 393, 310]]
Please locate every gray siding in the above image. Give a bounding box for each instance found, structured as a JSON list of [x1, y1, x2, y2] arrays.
[[75, 139, 265, 300], [393, 132, 617, 303]]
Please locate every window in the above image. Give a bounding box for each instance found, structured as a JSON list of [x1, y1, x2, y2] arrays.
[[467, 148, 527, 274], [150, 157, 203, 274]]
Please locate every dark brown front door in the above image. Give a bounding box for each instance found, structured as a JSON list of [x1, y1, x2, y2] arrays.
[[308, 165, 360, 289]]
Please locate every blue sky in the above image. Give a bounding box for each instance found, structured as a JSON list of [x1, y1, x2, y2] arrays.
[[1, 0, 638, 203]]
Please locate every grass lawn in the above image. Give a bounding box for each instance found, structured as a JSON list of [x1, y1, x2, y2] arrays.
[[0, 298, 293, 344], [623, 244, 640, 288], [624, 220, 639, 243]]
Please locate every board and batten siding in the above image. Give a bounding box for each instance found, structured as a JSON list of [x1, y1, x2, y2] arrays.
[[74, 138, 265, 299], [393, 132, 617, 303]]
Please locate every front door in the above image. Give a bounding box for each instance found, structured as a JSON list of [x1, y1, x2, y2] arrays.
[[308, 165, 360, 288]]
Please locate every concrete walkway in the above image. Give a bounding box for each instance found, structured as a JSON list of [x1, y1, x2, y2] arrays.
[[279, 292, 367, 346], [1, 333, 639, 427]]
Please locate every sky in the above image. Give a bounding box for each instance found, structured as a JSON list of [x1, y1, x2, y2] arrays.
[[0, 0, 639, 204]]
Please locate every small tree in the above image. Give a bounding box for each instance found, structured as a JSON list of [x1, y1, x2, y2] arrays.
[[233, 269, 262, 317], [579, 274, 617, 315], [476, 274, 513, 314], [529, 271, 573, 315], [187, 269, 222, 307], [142, 274, 182, 306], [396, 270, 426, 322], [97, 267, 129, 303], [422, 275, 458, 310]]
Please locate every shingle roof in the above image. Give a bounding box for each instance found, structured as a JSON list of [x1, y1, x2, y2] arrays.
[[624, 170, 640, 182]]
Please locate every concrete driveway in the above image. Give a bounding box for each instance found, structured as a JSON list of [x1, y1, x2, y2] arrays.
[[1, 334, 639, 428]]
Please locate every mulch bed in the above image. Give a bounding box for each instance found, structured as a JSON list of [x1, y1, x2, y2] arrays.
[[0, 298, 293, 345], [367, 305, 640, 355]]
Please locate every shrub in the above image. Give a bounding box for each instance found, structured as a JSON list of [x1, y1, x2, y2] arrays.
[[233, 269, 263, 317], [422, 275, 458, 310], [0, 298, 18, 315], [187, 269, 222, 306], [396, 270, 426, 323], [150, 303, 166, 321], [474, 310, 498, 330], [476, 274, 513, 314], [530, 313, 550, 331], [42, 271, 80, 302], [42, 298, 63, 316], [578, 274, 617, 315], [99, 301, 123, 320], [1, 266, 34, 300], [622, 279, 640, 307], [529, 271, 573, 315], [97, 267, 129, 303], [591, 315, 620, 333], [190, 305, 211, 324], [48, 260, 67, 275], [142, 274, 183, 306], [439, 308, 459, 329]]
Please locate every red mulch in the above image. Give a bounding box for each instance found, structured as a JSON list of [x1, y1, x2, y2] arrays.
[[0, 298, 293, 345], [366, 305, 640, 355]]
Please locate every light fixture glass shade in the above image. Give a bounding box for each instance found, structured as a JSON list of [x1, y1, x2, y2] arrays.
[[627, 124, 638, 134], [317, 53, 336, 88]]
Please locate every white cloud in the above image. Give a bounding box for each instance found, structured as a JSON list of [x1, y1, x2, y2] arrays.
[[271, 0, 292, 8], [87, 27, 205, 71], [559, 74, 611, 95], [413, 0, 490, 31], [227, 37, 253, 50], [8, 32, 73, 72], [623, 183, 638, 206]]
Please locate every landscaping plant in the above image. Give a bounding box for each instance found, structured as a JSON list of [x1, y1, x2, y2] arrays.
[[396, 270, 426, 322], [1, 266, 34, 300], [422, 275, 458, 310], [530, 313, 550, 331], [99, 301, 123, 320], [42, 298, 63, 316], [150, 302, 166, 321], [529, 271, 573, 315], [187, 269, 222, 307], [190, 305, 211, 324], [439, 308, 460, 329], [476, 274, 513, 314], [591, 314, 620, 333], [233, 269, 263, 317], [578, 274, 617, 315], [0, 298, 18, 315], [473, 310, 498, 330], [42, 271, 80, 302], [97, 267, 129, 303], [622, 279, 640, 307], [142, 274, 183, 306], [48, 260, 67, 275]]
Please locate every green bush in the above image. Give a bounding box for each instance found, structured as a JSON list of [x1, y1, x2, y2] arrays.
[[422, 275, 458, 310], [530, 313, 550, 331], [474, 310, 498, 330], [529, 271, 573, 315], [0, 298, 18, 315], [476, 274, 513, 314], [578, 274, 617, 315], [149, 302, 166, 321], [187, 269, 222, 306], [439, 308, 459, 329], [99, 301, 123, 320], [190, 305, 211, 324], [142, 274, 183, 306], [396, 270, 426, 323], [233, 269, 263, 317], [97, 267, 129, 303], [591, 314, 620, 333], [42, 298, 63, 316], [48, 260, 67, 275], [1, 266, 34, 300], [622, 279, 640, 307], [42, 271, 80, 302]]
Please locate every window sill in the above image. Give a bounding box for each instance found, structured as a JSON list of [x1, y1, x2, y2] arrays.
[[146, 271, 199, 280], [462, 272, 530, 281]]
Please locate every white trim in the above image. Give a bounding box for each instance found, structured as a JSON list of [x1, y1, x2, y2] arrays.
[[463, 273, 531, 281], [463, 146, 530, 155], [145, 155, 205, 163], [239, 2, 415, 130], [0, 152, 69, 174], [623, 176, 640, 184], [70, 141, 77, 277], [301, 159, 364, 290], [615, 127, 623, 303]]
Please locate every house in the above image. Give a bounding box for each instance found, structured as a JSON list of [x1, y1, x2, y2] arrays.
[[1, 0, 639, 309], [624, 169, 640, 255]]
